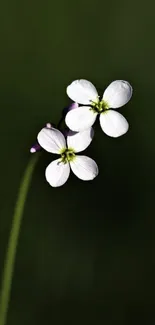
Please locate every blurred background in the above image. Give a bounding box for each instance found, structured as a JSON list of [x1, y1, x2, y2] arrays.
[[0, 0, 155, 323]]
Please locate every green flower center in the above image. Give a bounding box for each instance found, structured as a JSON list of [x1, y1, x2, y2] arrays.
[[60, 148, 76, 163], [90, 98, 109, 113]]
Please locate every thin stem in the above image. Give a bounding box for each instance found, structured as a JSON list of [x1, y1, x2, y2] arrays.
[[0, 154, 39, 325], [57, 115, 64, 130]]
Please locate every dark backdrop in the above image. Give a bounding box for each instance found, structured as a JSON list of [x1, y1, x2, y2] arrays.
[[0, 0, 155, 324]]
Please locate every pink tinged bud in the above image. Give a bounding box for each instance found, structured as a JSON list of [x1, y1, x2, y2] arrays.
[[62, 128, 69, 137], [62, 128, 78, 138], [62, 102, 79, 117], [30, 123, 53, 153], [30, 143, 41, 153], [68, 102, 79, 111], [46, 123, 52, 129]]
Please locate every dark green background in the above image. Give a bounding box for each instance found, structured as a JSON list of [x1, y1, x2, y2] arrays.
[[0, 0, 155, 323]]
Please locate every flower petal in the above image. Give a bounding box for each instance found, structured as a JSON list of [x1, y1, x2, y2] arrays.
[[37, 127, 66, 153], [66, 79, 98, 104], [65, 106, 97, 132], [102, 80, 133, 108], [100, 110, 129, 138], [45, 159, 70, 187], [67, 128, 94, 153], [70, 155, 98, 180]]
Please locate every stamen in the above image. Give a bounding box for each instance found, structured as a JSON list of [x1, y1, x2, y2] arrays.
[[60, 148, 75, 163], [90, 98, 109, 113]]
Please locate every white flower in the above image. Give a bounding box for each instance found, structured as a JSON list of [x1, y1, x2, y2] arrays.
[[65, 79, 133, 137], [37, 127, 98, 187]]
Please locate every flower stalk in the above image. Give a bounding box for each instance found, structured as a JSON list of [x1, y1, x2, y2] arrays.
[[0, 154, 39, 325]]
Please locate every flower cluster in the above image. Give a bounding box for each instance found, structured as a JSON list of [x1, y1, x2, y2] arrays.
[[31, 79, 133, 187]]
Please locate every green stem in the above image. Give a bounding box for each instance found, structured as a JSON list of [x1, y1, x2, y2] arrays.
[[0, 154, 39, 325]]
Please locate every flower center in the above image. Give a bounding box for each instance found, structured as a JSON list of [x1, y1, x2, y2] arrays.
[[90, 99, 109, 113], [60, 148, 76, 163]]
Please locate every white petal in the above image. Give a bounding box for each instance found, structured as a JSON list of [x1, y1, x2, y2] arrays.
[[65, 106, 97, 132], [45, 159, 70, 187], [66, 79, 98, 104], [99, 110, 129, 138], [37, 127, 66, 154], [102, 80, 133, 108], [67, 128, 94, 153], [70, 155, 98, 181]]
